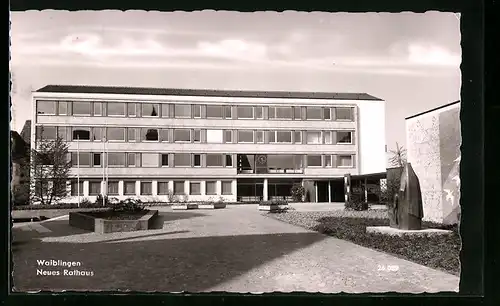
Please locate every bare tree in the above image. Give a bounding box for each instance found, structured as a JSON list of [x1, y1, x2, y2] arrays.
[[388, 142, 407, 168], [28, 128, 72, 205]]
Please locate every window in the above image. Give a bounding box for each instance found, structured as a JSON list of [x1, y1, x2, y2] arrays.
[[206, 181, 217, 195], [225, 155, 233, 167], [157, 182, 169, 195], [57, 127, 68, 141], [71, 181, 83, 196], [72, 102, 92, 116], [107, 181, 119, 195], [174, 154, 191, 167], [37, 100, 56, 115], [174, 104, 191, 118], [268, 131, 275, 143], [293, 107, 301, 120], [276, 131, 292, 143], [124, 181, 136, 195], [294, 131, 302, 143], [127, 103, 137, 117], [224, 106, 232, 119], [72, 127, 91, 140], [193, 130, 201, 143], [238, 130, 254, 143], [174, 181, 185, 195], [141, 182, 152, 195], [338, 155, 353, 167], [142, 103, 159, 117], [161, 154, 169, 167], [127, 128, 138, 142], [142, 153, 159, 167], [324, 155, 332, 167], [193, 105, 201, 118], [107, 128, 125, 141], [107, 102, 126, 116], [94, 102, 103, 116], [323, 108, 331, 120], [93, 127, 103, 141], [307, 155, 322, 167], [193, 154, 201, 167], [127, 153, 136, 167], [237, 106, 253, 119], [71, 152, 91, 167], [266, 155, 303, 172], [58, 101, 69, 115], [159, 129, 170, 142], [206, 154, 223, 167], [255, 107, 263, 119], [206, 129, 223, 143], [93, 153, 101, 167], [174, 129, 191, 142], [89, 182, 101, 196], [306, 107, 323, 120], [36, 126, 57, 140], [108, 153, 125, 167], [221, 181, 232, 195], [337, 131, 352, 144], [190, 182, 201, 195], [269, 107, 293, 119], [256, 131, 264, 143], [161, 104, 170, 118], [323, 131, 332, 144], [336, 107, 353, 120], [143, 128, 159, 141], [306, 131, 321, 144], [206, 105, 223, 118], [224, 130, 232, 143]]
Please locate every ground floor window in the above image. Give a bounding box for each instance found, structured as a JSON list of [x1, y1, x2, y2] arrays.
[[124, 181, 136, 195], [158, 181, 169, 195], [71, 181, 83, 196], [206, 181, 217, 195], [174, 181, 185, 195], [190, 182, 201, 195], [107, 181, 119, 195], [221, 181, 232, 195], [141, 181, 152, 195], [89, 181, 101, 195]]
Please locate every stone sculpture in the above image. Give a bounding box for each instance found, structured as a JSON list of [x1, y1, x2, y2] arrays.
[[389, 162, 424, 230]]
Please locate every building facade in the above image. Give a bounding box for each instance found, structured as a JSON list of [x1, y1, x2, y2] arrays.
[[31, 85, 386, 203], [405, 101, 461, 224]]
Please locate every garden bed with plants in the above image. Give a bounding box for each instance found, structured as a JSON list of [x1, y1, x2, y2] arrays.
[[69, 197, 158, 234], [258, 200, 290, 212], [268, 210, 460, 276]]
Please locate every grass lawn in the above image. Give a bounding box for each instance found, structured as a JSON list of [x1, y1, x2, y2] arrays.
[[268, 210, 460, 276]]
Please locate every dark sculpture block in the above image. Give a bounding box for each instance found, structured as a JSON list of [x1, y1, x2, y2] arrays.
[[389, 163, 424, 230]]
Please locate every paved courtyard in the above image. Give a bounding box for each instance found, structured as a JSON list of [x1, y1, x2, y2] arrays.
[[12, 205, 459, 293]]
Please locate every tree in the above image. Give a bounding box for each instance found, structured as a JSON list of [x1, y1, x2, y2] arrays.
[[388, 142, 407, 168], [28, 128, 72, 205]]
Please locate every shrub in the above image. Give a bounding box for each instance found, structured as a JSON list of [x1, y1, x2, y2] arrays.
[[259, 199, 288, 206], [12, 202, 105, 210], [107, 198, 145, 212], [12, 184, 30, 206], [79, 198, 94, 208], [95, 194, 119, 206], [291, 183, 306, 202], [345, 193, 368, 211]]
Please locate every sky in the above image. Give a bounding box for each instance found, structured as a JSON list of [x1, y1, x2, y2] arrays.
[[9, 10, 461, 152]]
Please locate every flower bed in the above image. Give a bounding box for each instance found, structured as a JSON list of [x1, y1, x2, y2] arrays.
[[268, 211, 460, 275], [69, 210, 158, 234]]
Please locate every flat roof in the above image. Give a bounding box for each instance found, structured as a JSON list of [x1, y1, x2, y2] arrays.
[[35, 85, 383, 101], [405, 100, 460, 120]]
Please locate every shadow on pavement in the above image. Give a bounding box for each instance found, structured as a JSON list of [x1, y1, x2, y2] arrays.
[[12, 231, 325, 292]]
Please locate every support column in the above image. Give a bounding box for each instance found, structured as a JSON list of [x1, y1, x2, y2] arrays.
[[118, 181, 124, 196], [315, 182, 318, 203], [263, 178, 268, 201], [135, 181, 141, 196], [152, 180, 158, 196], [328, 180, 332, 203], [83, 181, 89, 197], [364, 177, 368, 203]]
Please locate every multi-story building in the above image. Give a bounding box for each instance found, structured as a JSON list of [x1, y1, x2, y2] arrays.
[[31, 85, 386, 203]]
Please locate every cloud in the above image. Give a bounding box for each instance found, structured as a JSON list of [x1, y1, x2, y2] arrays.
[[407, 43, 461, 66], [197, 39, 268, 61]]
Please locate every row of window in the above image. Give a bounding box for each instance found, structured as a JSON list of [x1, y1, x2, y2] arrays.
[[36, 126, 354, 145], [69, 153, 355, 168], [70, 180, 233, 196], [36, 100, 355, 121]]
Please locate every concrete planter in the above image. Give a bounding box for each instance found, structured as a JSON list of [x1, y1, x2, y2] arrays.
[[172, 204, 199, 210], [198, 203, 227, 209], [258, 204, 288, 212], [69, 210, 158, 234]]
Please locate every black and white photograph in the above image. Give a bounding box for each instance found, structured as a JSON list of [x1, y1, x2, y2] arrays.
[[10, 10, 462, 293]]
